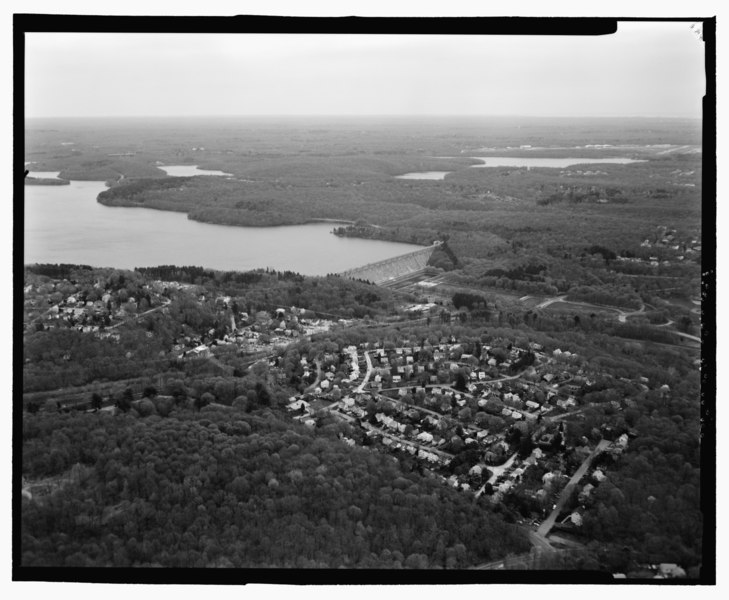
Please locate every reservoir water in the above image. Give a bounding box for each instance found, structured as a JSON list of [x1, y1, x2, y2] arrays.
[[23, 180, 422, 275], [394, 157, 645, 180], [158, 165, 233, 177], [468, 157, 646, 168], [27, 171, 62, 179], [395, 171, 451, 180]]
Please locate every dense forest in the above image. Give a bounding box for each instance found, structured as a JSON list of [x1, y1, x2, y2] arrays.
[[21, 407, 530, 568]]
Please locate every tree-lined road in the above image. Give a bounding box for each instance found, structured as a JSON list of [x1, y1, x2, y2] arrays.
[[537, 439, 610, 537]]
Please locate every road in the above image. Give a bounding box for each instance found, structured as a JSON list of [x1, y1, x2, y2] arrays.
[[528, 530, 556, 552], [472, 532, 556, 569], [529, 294, 646, 323], [360, 422, 454, 459], [475, 452, 519, 498], [108, 298, 172, 329], [537, 439, 610, 537], [355, 351, 373, 393], [304, 360, 324, 393], [673, 330, 702, 344], [26, 304, 61, 327], [534, 295, 567, 310], [530, 294, 702, 345]]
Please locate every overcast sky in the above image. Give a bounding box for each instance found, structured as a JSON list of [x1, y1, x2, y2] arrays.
[[25, 22, 706, 119]]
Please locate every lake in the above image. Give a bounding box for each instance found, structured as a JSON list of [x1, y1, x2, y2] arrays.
[[158, 165, 233, 177], [23, 180, 422, 275], [393, 157, 645, 179], [468, 157, 646, 168], [27, 171, 62, 179], [395, 171, 451, 180]]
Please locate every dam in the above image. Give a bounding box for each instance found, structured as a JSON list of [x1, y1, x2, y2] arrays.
[[339, 242, 441, 285]]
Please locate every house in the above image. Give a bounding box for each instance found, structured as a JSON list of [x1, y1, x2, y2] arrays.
[[578, 483, 595, 502], [423, 415, 439, 428], [497, 481, 513, 494], [287, 399, 310, 412], [510, 467, 525, 480], [658, 563, 686, 579], [190, 345, 211, 358]]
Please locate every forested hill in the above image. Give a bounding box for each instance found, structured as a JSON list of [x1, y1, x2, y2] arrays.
[[21, 406, 530, 568]]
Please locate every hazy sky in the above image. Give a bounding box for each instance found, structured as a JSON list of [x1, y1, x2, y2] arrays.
[[25, 22, 706, 119]]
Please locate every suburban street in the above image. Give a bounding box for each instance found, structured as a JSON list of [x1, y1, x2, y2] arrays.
[[475, 452, 519, 499], [537, 439, 611, 537], [108, 298, 172, 329], [355, 351, 373, 393]]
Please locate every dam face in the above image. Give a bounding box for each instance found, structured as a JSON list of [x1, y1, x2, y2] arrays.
[[339, 243, 440, 285]]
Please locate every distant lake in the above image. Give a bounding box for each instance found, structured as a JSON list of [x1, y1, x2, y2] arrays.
[[27, 171, 62, 179], [158, 165, 233, 177], [468, 157, 646, 168], [24, 180, 422, 275], [395, 171, 451, 180]]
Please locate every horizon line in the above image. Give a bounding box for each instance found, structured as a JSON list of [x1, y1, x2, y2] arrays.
[[25, 113, 702, 120]]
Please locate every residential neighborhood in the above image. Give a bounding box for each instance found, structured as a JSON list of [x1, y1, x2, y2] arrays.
[[275, 334, 649, 549]]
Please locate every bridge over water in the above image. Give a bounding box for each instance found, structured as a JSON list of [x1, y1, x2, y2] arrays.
[[339, 242, 441, 285]]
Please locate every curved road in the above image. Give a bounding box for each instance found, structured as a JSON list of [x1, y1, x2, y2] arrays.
[[355, 351, 373, 393]]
